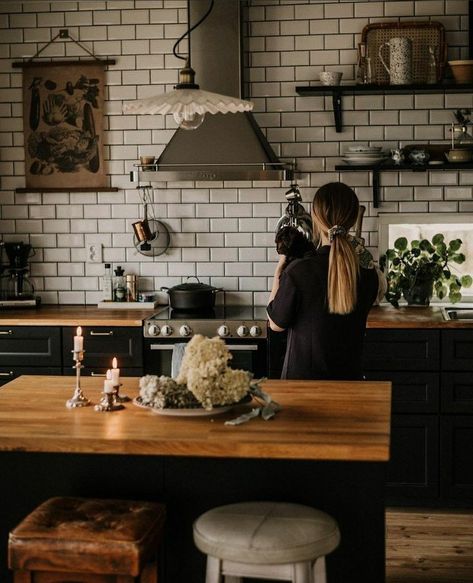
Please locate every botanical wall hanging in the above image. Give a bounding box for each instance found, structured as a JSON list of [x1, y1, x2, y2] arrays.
[[22, 61, 105, 190], [13, 29, 117, 193]]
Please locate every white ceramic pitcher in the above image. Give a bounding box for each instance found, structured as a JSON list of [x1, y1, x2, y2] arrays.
[[378, 37, 413, 85]]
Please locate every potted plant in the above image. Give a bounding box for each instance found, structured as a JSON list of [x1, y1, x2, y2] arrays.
[[380, 234, 472, 307]]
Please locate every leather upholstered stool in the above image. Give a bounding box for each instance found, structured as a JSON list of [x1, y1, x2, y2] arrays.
[[193, 501, 340, 583], [8, 496, 166, 583]]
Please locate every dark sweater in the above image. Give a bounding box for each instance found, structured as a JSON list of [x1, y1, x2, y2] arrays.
[[267, 245, 378, 380]]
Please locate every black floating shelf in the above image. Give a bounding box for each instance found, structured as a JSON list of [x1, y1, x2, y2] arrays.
[[334, 161, 473, 208], [295, 82, 473, 132]]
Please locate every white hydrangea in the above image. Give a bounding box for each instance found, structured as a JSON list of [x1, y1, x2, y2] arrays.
[[177, 335, 251, 410], [138, 336, 253, 411]]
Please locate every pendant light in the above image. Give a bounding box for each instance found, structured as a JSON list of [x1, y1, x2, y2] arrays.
[[123, 0, 253, 130]]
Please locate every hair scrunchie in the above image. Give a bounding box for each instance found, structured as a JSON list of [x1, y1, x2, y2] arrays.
[[328, 225, 347, 242]]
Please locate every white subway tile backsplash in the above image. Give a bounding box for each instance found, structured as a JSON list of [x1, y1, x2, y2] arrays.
[[0, 0, 471, 303]]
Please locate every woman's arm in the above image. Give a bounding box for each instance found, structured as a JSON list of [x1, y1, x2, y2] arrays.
[[267, 255, 287, 332]]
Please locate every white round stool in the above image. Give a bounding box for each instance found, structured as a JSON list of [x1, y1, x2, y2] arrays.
[[193, 501, 340, 583]]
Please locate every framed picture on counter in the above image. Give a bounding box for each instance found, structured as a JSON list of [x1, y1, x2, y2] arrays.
[[22, 60, 106, 191]]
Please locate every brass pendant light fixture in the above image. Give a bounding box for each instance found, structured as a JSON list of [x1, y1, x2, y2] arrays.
[[123, 0, 253, 130]]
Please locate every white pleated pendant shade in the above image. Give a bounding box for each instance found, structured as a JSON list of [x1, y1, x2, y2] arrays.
[[123, 88, 253, 117]]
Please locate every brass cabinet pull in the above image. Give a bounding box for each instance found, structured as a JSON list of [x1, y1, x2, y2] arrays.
[[89, 331, 114, 336], [0, 371, 14, 376], [0, 330, 13, 335]]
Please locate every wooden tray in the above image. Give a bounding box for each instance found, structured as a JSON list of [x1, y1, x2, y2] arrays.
[[361, 21, 446, 85]]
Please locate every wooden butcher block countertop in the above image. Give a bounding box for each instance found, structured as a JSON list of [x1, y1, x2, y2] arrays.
[[0, 304, 471, 328], [367, 305, 473, 328], [0, 376, 391, 462], [0, 305, 158, 326]]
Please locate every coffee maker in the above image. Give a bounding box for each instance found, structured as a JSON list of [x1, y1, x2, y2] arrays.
[[0, 242, 40, 307]]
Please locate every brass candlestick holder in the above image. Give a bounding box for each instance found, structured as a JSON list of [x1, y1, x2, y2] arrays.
[[66, 350, 91, 408], [113, 383, 131, 404], [95, 390, 124, 412]]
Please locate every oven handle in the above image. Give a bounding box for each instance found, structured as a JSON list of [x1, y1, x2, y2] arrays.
[[149, 344, 259, 351]]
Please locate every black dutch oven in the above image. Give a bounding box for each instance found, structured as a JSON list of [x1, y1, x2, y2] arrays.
[[161, 277, 222, 311]]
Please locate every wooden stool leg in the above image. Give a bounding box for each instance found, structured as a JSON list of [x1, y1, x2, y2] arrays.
[[206, 555, 222, 583], [139, 558, 158, 583], [293, 561, 311, 583], [14, 572, 32, 583], [312, 556, 327, 583]]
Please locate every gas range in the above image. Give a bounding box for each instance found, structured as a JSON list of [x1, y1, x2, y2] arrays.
[[143, 305, 268, 339]]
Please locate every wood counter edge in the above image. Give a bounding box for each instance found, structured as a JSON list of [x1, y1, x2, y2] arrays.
[[0, 438, 390, 462]]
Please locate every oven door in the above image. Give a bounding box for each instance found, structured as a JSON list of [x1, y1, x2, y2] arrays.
[[144, 338, 267, 377]]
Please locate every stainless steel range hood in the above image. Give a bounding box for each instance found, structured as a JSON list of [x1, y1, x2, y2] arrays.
[[130, 0, 293, 183]]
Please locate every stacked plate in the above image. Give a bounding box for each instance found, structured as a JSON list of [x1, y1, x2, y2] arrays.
[[342, 146, 387, 165]]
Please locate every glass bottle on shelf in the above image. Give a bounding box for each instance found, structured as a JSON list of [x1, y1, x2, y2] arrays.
[[356, 43, 366, 85], [426, 46, 437, 84], [113, 266, 126, 302], [102, 263, 113, 302], [364, 56, 373, 84]]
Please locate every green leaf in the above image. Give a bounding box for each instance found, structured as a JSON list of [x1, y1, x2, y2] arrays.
[[411, 239, 420, 248], [392, 257, 401, 266], [443, 269, 451, 279], [394, 237, 408, 251], [453, 253, 466, 264], [448, 238, 462, 252], [461, 275, 473, 288], [449, 291, 462, 303], [432, 233, 444, 245], [419, 239, 434, 253], [385, 249, 396, 260]]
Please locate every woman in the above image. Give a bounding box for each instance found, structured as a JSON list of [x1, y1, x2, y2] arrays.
[[267, 182, 378, 380]]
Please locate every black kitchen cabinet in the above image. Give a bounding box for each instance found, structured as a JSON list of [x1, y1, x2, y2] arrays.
[[440, 416, 473, 501], [0, 326, 62, 387], [62, 326, 143, 370], [0, 326, 61, 367], [388, 414, 439, 501], [363, 329, 440, 371], [364, 328, 473, 507]]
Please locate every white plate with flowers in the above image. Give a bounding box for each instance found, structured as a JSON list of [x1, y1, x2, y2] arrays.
[[133, 394, 252, 417]]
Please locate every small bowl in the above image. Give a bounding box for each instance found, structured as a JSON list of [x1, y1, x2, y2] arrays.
[[448, 60, 473, 84], [140, 156, 155, 169], [319, 71, 343, 86], [445, 149, 473, 163]]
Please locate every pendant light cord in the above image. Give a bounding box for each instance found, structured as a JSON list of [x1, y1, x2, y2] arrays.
[[172, 0, 215, 64]]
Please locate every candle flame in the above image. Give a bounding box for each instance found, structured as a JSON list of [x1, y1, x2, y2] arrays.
[[112, 357, 117, 369], [106, 369, 112, 380], [76, 326, 82, 336]]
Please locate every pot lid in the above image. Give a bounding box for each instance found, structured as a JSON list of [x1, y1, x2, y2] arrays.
[[171, 281, 216, 292]]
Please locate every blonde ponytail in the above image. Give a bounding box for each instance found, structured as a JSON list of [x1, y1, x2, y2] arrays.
[[328, 236, 359, 314], [312, 182, 360, 315]]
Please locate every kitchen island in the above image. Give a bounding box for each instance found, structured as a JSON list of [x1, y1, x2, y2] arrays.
[[0, 376, 391, 583]]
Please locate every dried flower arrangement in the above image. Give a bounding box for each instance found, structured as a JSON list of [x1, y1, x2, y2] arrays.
[[137, 335, 278, 421]]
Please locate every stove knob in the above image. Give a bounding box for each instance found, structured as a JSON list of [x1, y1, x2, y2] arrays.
[[148, 324, 160, 336], [250, 325, 262, 337], [179, 324, 192, 337], [217, 325, 229, 338], [161, 324, 173, 337], [237, 325, 249, 337]]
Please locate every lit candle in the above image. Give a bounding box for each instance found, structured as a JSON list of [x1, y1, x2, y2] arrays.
[[73, 326, 83, 352], [111, 357, 120, 386], [104, 369, 114, 393]]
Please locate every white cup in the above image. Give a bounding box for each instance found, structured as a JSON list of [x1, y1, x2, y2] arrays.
[[319, 71, 343, 86]]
